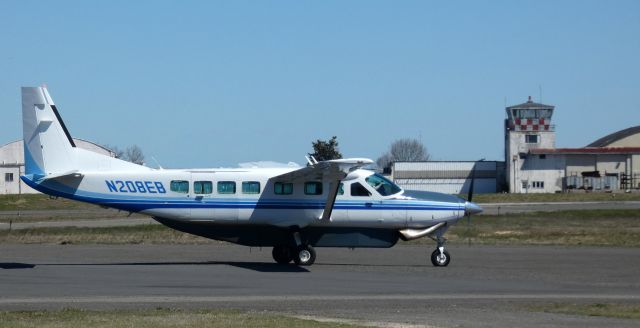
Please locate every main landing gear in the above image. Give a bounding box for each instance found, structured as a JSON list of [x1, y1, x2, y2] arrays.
[[272, 229, 317, 266], [271, 245, 316, 266]]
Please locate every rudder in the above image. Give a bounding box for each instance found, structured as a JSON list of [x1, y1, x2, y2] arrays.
[[22, 86, 75, 177]]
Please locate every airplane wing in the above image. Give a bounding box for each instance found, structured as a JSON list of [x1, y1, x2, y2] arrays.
[[273, 158, 373, 221]]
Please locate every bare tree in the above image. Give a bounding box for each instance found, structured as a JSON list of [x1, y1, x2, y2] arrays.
[[110, 146, 124, 159], [123, 145, 145, 165], [377, 138, 430, 170]]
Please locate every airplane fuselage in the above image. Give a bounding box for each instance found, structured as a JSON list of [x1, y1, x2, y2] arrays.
[[23, 168, 466, 248]]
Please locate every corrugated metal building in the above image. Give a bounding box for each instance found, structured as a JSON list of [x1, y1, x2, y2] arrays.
[[0, 139, 115, 194], [391, 161, 505, 194]]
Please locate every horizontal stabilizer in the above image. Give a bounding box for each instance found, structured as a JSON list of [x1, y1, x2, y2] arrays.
[[39, 170, 84, 181]]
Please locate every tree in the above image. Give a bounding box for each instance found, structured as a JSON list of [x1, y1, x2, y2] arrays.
[[309, 136, 342, 161], [377, 138, 430, 169], [104, 145, 124, 159], [123, 145, 145, 165]]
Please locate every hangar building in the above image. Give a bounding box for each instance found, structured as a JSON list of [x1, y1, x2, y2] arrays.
[[505, 98, 640, 193], [391, 161, 505, 194], [389, 97, 640, 194], [0, 139, 115, 194]]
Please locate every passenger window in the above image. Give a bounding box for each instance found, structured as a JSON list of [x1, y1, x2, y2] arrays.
[[170, 180, 189, 194], [304, 182, 323, 195], [274, 182, 293, 195], [194, 181, 213, 194], [351, 182, 371, 197], [217, 181, 236, 194], [338, 183, 344, 195], [242, 181, 261, 194]]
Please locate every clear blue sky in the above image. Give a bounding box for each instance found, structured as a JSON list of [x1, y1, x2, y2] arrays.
[[1, 1, 639, 168]]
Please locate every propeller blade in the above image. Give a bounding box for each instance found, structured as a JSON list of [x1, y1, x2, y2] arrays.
[[467, 162, 476, 202]]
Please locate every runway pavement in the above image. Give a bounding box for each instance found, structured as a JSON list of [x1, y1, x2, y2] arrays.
[[1, 244, 639, 327]]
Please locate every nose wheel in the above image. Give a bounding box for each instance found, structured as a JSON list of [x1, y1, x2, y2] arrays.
[[429, 225, 451, 267], [430, 247, 450, 267]]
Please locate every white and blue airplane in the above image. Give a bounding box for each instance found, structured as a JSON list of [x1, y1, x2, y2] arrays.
[[19, 86, 482, 267]]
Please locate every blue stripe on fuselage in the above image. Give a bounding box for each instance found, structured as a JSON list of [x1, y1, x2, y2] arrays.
[[21, 177, 463, 213]]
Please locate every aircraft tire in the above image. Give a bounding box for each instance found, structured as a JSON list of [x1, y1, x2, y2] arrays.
[[293, 245, 316, 266], [430, 248, 451, 267], [272, 246, 293, 264]]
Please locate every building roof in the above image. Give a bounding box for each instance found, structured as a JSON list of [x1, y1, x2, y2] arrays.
[[587, 125, 640, 147], [506, 96, 555, 110], [529, 147, 640, 155]]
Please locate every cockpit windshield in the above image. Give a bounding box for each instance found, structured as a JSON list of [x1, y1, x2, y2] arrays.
[[365, 173, 402, 196]]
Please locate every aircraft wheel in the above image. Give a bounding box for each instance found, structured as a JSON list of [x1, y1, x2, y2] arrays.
[[272, 246, 292, 264], [293, 245, 316, 266], [430, 248, 450, 267]]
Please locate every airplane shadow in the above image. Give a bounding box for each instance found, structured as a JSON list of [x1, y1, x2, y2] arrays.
[[34, 261, 309, 273], [315, 263, 426, 268], [0, 262, 36, 269]]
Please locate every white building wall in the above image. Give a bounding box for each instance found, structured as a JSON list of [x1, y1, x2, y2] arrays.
[[0, 139, 115, 194], [595, 155, 627, 174], [518, 154, 564, 193], [507, 131, 556, 193], [392, 161, 501, 194]]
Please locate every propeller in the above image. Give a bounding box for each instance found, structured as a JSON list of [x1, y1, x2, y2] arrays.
[[465, 160, 483, 246]]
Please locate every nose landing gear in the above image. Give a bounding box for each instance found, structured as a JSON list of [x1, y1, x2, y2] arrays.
[[430, 246, 450, 267], [429, 224, 451, 267]]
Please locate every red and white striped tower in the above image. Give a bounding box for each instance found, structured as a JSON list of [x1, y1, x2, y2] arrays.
[[504, 96, 556, 193]]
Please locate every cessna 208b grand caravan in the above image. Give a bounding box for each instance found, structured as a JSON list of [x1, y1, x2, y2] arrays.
[[20, 86, 482, 267]]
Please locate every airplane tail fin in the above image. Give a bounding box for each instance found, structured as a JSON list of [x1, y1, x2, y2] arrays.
[[21, 86, 150, 178]]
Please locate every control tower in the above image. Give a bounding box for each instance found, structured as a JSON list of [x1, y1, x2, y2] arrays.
[[504, 96, 556, 192]]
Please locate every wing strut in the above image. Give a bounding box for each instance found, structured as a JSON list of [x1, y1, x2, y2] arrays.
[[320, 180, 341, 221]]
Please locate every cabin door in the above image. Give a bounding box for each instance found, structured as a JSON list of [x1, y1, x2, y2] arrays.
[[190, 173, 215, 220]]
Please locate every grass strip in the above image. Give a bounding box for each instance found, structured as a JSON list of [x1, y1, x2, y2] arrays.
[[0, 308, 362, 328], [0, 195, 96, 211], [466, 192, 640, 203], [530, 303, 640, 320], [415, 209, 640, 247], [1, 209, 639, 247], [0, 224, 216, 245]]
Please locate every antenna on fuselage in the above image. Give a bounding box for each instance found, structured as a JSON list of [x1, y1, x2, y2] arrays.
[[305, 156, 319, 166], [150, 156, 164, 170], [465, 159, 484, 246]]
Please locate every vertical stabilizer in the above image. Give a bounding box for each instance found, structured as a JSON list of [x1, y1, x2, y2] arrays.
[[21, 86, 152, 178], [22, 86, 75, 177]]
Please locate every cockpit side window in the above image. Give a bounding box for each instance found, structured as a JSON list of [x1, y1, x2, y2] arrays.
[[365, 173, 402, 196], [350, 182, 371, 197]]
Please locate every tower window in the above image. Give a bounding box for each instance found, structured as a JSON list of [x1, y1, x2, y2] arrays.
[[5, 173, 13, 182], [525, 135, 539, 143]]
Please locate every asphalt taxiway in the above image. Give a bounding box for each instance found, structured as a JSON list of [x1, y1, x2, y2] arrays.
[[1, 244, 639, 327]]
